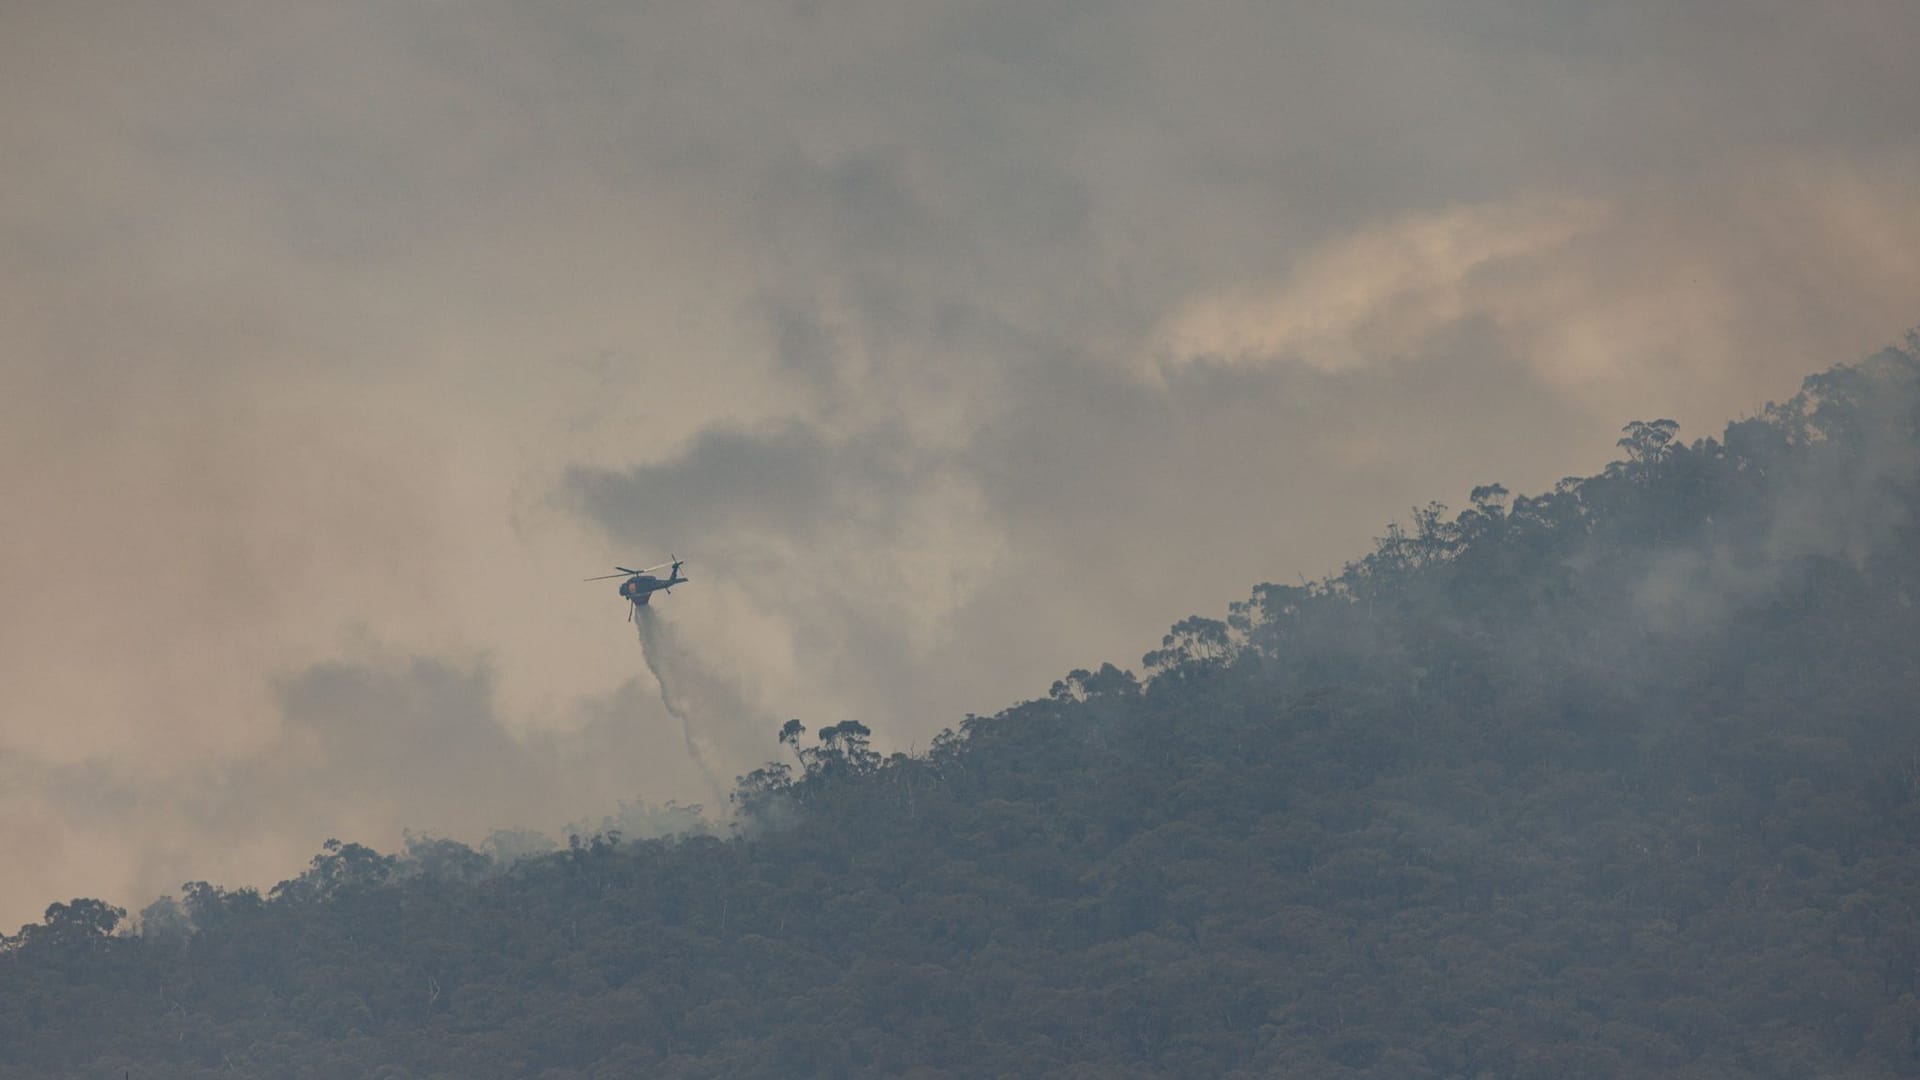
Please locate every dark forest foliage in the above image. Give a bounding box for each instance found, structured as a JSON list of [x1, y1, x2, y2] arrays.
[[7, 342, 1920, 1078]]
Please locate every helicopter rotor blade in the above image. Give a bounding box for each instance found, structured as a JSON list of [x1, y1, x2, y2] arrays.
[[587, 558, 683, 582]]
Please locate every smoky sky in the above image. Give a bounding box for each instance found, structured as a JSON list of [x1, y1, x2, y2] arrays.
[[5, 0, 1920, 929]]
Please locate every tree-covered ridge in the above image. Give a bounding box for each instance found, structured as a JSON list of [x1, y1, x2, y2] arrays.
[[5, 341, 1920, 1078]]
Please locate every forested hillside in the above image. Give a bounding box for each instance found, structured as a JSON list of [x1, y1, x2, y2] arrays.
[[7, 342, 1920, 1078]]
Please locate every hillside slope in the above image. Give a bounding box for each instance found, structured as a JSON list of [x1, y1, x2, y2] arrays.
[[6, 342, 1920, 1078]]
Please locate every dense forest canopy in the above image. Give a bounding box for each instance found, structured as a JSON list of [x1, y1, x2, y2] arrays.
[[6, 340, 1920, 1077]]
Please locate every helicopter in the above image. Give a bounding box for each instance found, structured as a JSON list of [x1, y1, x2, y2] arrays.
[[585, 557, 688, 619]]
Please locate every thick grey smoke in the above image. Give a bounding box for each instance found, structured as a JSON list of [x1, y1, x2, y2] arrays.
[[0, 647, 723, 931], [633, 605, 770, 809], [1633, 350, 1920, 635]]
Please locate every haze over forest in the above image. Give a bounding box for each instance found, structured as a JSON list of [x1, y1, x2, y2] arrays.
[[7, 0, 1920, 954], [6, 339, 1920, 1076]]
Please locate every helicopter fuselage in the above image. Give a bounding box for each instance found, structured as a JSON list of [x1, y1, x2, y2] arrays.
[[618, 572, 687, 606], [587, 558, 688, 616]]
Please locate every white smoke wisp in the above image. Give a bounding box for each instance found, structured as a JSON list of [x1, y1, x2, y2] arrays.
[[632, 605, 766, 812]]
